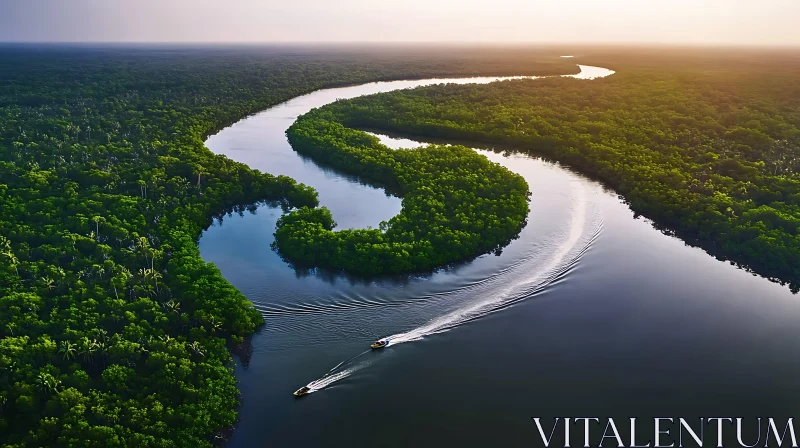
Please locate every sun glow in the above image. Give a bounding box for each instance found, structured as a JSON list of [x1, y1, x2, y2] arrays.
[[1, 0, 799, 45]]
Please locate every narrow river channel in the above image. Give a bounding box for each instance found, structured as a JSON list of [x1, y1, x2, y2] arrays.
[[200, 65, 800, 447]]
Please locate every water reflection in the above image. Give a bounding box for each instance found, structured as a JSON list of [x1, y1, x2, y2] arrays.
[[199, 65, 800, 448]]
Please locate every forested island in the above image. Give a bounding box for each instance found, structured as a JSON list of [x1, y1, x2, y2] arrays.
[[299, 49, 800, 290], [278, 110, 530, 275], [0, 45, 577, 446]]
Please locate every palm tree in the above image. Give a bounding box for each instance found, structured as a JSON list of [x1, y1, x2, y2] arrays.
[[0, 236, 16, 276], [35, 373, 49, 394], [135, 236, 152, 268], [91, 216, 102, 241], [94, 328, 108, 343], [138, 267, 163, 294], [117, 267, 132, 300], [188, 341, 205, 358], [137, 268, 154, 296], [138, 337, 151, 354], [36, 372, 61, 396], [2, 251, 19, 276], [195, 166, 207, 195], [111, 274, 123, 299], [59, 341, 76, 360], [151, 269, 163, 293], [41, 276, 55, 291], [159, 334, 175, 345], [78, 337, 98, 365], [163, 300, 181, 314], [95, 340, 109, 367], [208, 317, 222, 335], [138, 180, 147, 198]]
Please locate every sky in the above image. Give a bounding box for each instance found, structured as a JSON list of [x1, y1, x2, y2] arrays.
[[1, 0, 799, 46]]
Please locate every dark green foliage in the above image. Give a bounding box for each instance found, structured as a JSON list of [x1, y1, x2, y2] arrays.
[[277, 112, 530, 274], [309, 49, 800, 289], [0, 45, 574, 445]]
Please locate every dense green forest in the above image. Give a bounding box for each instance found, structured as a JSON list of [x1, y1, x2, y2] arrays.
[[304, 49, 800, 289], [0, 45, 577, 446], [280, 112, 530, 274], [4, 43, 800, 446]]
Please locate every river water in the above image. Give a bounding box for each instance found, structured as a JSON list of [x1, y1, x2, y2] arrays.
[[200, 66, 800, 447]]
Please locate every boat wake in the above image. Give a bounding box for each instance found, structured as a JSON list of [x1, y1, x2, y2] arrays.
[[387, 182, 595, 346], [298, 181, 602, 393], [306, 366, 359, 394]]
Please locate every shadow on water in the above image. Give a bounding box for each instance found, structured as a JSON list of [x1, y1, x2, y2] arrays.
[[294, 151, 405, 198], [281, 240, 516, 288]]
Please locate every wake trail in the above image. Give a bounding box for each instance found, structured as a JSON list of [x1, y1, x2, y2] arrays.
[[386, 182, 590, 345], [299, 181, 601, 393], [302, 349, 371, 394], [255, 250, 543, 320], [306, 367, 358, 393]]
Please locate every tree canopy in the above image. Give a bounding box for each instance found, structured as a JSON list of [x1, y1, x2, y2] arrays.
[[0, 45, 576, 446]]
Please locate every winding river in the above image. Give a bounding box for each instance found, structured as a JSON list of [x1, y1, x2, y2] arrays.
[[200, 65, 800, 447]]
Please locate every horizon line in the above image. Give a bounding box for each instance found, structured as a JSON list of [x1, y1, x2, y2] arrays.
[[1, 40, 800, 50]]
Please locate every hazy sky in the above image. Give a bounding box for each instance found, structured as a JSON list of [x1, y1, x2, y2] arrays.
[[1, 0, 798, 45]]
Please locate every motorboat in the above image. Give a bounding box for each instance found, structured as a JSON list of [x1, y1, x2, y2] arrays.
[[370, 339, 389, 349], [293, 386, 311, 397]]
